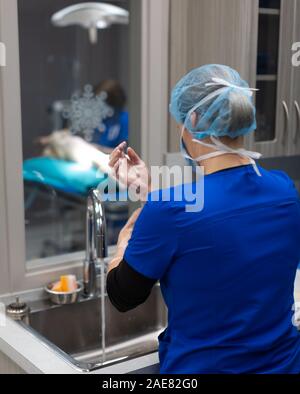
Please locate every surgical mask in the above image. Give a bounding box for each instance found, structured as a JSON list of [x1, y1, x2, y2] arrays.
[[180, 78, 262, 176], [180, 135, 197, 171]]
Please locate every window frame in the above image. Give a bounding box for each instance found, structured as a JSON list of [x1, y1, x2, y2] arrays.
[[0, 0, 169, 293]]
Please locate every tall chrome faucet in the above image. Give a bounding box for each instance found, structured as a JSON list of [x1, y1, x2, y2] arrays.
[[83, 189, 107, 297]]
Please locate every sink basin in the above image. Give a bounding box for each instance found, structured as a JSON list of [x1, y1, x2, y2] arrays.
[[17, 285, 166, 372]]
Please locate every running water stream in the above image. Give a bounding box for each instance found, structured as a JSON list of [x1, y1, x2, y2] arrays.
[[100, 258, 106, 364]]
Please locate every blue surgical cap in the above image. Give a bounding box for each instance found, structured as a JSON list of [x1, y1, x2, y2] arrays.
[[169, 64, 257, 139]]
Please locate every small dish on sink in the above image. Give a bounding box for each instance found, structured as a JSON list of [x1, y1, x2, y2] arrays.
[[45, 282, 83, 305]]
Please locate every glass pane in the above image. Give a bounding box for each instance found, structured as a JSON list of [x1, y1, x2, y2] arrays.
[[256, 0, 280, 142], [259, 0, 281, 9], [255, 81, 277, 142], [257, 14, 280, 75], [18, 0, 131, 262]]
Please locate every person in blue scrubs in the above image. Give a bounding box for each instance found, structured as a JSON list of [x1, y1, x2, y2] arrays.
[[106, 65, 300, 374], [92, 80, 128, 153]]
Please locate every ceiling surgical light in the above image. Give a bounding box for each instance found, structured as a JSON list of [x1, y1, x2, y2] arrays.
[[51, 2, 129, 44]]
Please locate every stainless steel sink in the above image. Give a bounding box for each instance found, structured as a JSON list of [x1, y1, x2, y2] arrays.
[[17, 285, 166, 372]]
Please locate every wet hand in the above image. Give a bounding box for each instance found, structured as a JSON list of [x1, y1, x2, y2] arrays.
[[109, 142, 151, 201], [108, 208, 142, 273]]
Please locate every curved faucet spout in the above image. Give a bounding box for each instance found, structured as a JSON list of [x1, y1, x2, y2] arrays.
[[84, 189, 107, 297]]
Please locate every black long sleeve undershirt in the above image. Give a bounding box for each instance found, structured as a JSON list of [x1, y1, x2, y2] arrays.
[[106, 259, 157, 312]]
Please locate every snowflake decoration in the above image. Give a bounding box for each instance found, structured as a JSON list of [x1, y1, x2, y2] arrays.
[[63, 84, 114, 141]]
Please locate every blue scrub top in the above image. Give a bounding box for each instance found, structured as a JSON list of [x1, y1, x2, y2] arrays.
[[124, 165, 300, 374], [93, 111, 128, 149]]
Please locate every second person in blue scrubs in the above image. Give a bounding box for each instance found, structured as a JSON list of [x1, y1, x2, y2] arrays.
[[93, 80, 128, 153]]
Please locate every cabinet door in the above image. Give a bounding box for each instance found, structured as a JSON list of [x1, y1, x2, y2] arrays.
[[290, 0, 300, 155], [168, 0, 259, 153], [252, 0, 295, 158]]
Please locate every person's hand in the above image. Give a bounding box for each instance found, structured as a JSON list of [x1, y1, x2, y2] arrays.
[[109, 142, 151, 202], [108, 208, 142, 273], [117, 208, 142, 252]]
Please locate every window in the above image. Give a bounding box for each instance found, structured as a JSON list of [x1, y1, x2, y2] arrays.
[[0, 0, 169, 292], [18, 0, 130, 262]]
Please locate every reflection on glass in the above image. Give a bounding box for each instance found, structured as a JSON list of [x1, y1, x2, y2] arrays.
[[255, 81, 277, 142], [18, 0, 130, 261]]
